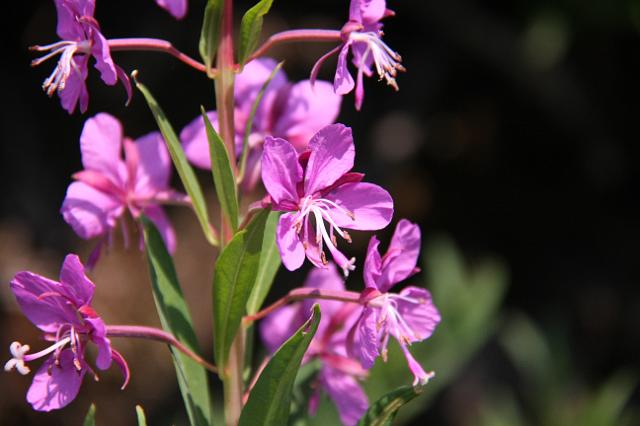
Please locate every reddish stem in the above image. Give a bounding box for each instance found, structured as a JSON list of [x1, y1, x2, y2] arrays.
[[248, 29, 342, 62], [108, 38, 209, 74]]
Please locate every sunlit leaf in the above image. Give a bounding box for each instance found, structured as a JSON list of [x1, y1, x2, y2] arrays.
[[238, 0, 274, 65], [199, 0, 223, 75], [246, 210, 281, 314], [357, 385, 423, 426]]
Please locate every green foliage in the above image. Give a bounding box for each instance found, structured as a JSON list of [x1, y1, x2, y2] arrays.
[[246, 210, 281, 314], [83, 404, 96, 426], [213, 209, 269, 368], [201, 107, 239, 232], [199, 0, 223, 75], [135, 405, 148, 426], [135, 79, 218, 246], [142, 218, 212, 426], [357, 385, 423, 426], [239, 304, 321, 426], [238, 0, 274, 65]]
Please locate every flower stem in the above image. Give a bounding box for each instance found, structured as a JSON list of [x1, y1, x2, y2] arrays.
[[248, 29, 342, 62], [105, 325, 218, 373], [243, 287, 362, 324], [108, 38, 210, 74]]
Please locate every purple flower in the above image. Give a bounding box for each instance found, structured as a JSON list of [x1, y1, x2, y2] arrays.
[[61, 113, 185, 261], [261, 123, 393, 275], [154, 0, 187, 19], [311, 0, 404, 110], [30, 0, 131, 114], [348, 219, 441, 385], [180, 58, 341, 190], [260, 264, 369, 426], [4, 254, 129, 412]]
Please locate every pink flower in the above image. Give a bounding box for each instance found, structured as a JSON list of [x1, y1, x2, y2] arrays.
[[30, 0, 131, 114], [261, 124, 393, 275], [154, 0, 187, 19], [311, 0, 404, 110], [4, 255, 129, 411], [61, 113, 185, 262], [348, 219, 441, 385], [260, 264, 368, 426], [180, 58, 341, 190]]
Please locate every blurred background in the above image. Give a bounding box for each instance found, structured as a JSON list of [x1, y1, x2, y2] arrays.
[[2, 0, 640, 424]]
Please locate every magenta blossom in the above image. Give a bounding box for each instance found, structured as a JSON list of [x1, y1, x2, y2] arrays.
[[154, 0, 187, 19], [180, 57, 341, 190], [311, 0, 403, 110], [4, 254, 129, 412], [260, 264, 368, 426], [261, 123, 393, 275], [30, 0, 131, 114], [348, 219, 441, 385], [61, 113, 185, 263]]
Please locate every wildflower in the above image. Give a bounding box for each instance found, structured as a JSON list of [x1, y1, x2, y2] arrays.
[[260, 264, 368, 426], [4, 254, 129, 411], [154, 0, 187, 19], [61, 113, 185, 263], [30, 0, 130, 114], [180, 58, 341, 190], [348, 219, 441, 385], [311, 0, 403, 110], [261, 123, 393, 275]]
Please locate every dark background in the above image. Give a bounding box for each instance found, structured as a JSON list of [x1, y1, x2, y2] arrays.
[[2, 0, 639, 424]]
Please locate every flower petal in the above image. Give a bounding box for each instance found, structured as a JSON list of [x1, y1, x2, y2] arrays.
[[272, 80, 342, 151], [26, 350, 86, 412], [143, 205, 177, 254], [378, 219, 421, 292], [348, 306, 379, 369], [61, 181, 123, 240], [334, 44, 355, 95], [262, 137, 302, 206], [349, 0, 387, 25], [276, 212, 305, 271], [58, 57, 89, 114], [154, 0, 187, 19], [304, 124, 355, 195], [80, 113, 126, 186], [320, 366, 369, 426], [133, 131, 171, 195], [180, 111, 218, 170], [326, 182, 393, 230], [90, 30, 117, 86], [301, 264, 346, 335], [85, 316, 112, 370], [363, 236, 382, 290], [259, 303, 306, 354], [58, 254, 95, 306], [395, 287, 440, 343]]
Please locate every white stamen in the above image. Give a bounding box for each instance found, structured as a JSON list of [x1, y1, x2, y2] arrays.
[[349, 31, 405, 90]]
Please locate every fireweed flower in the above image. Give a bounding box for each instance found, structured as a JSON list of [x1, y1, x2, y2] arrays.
[[180, 57, 341, 190], [348, 219, 441, 385], [154, 0, 187, 19], [311, 0, 403, 110], [261, 123, 393, 275], [260, 264, 368, 426], [61, 113, 185, 263], [29, 0, 131, 114], [4, 254, 129, 412]]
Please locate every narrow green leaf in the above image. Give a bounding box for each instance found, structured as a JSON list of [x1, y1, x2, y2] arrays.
[[357, 385, 424, 426], [142, 217, 213, 426], [201, 107, 239, 231], [238, 61, 283, 180], [238, 0, 274, 65], [213, 209, 269, 367], [135, 405, 148, 426], [239, 304, 321, 426], [83, 404, 96, 426], [246, 210, 281, 314], [199, 0, 223, 76], [135, 77, 218, 246]]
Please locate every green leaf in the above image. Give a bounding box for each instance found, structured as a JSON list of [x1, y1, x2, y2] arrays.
[[357, 385, 424, 426], [237, 0, 274, 65], [246, 210, 281, 314], [135, 405, 148, 426], [201, 107, 239, 232], [83, 404, 96, 426], [238, 61, 283, 180], [213, 209, 269, 367], [579, 370, 638, 426], [199, 0, 223, 75], [239, 304, 321, 426], [135, 77, 218, 246], [142, 217, 212, 426]]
